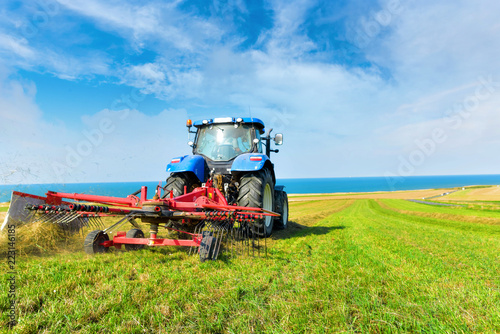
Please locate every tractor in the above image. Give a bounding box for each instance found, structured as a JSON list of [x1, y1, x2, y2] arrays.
[[165, 117, 288, 237], [1, 117, 288, 261]]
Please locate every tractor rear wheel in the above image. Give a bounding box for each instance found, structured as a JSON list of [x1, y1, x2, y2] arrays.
[[125, 229, 145, 251], [165, 173, 200, 198], [237, 169, 274, 237], [84, 230, 109, 254]]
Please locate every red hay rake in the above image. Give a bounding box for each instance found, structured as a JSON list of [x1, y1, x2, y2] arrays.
[[2, 180, 279, 261]]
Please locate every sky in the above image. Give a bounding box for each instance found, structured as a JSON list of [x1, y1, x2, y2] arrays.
[[1, 0, 500, 185]]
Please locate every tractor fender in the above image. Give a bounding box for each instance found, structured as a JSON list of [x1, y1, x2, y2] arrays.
[[231, 153, 276, 184], [166, 155, 205, 183]]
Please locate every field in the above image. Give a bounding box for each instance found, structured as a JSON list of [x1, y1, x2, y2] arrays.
[[1, 187, 500, 333]]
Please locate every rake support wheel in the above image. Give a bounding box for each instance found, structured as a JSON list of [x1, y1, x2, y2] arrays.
[[84, 230, 109, 254], [199, 231, 218, 262], [124, 229, 145, 251]]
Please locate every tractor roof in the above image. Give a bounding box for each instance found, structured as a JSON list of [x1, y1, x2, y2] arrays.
[[193, 117, 265, 131]]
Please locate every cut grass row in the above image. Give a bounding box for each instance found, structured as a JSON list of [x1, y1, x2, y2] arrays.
[[0, 199, 499, 332], [378, 199, 500, 227]]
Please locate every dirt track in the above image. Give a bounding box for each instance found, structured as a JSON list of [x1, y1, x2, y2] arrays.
[[440, 186, 500, 201], [288, 188, 456, 201]]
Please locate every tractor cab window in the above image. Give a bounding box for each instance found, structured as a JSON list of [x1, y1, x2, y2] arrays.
[[194, 124, 255, 161], [254, 129, 263, 153]]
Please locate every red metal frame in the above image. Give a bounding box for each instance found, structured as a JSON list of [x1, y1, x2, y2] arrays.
[[18, 183, 279, 251], [103, 231, 203, 249]]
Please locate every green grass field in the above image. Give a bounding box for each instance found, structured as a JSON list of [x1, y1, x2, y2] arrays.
[[1, 198, 499, 333]]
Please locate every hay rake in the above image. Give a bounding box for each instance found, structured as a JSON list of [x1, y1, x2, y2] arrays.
[[2, 181, 279, 261]]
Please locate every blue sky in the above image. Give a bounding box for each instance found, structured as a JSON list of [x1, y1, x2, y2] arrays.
[[1, 0, 500, 184]]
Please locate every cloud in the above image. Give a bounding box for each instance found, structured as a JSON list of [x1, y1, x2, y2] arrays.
[[49, 107, 189, 184], [0, 65, 191, 184], [0, 33, 35, 59], [55, 0, 224, 52], [2, 0, 500, 182], [0, 69, 69, 184], [368, 0, 500, 83]]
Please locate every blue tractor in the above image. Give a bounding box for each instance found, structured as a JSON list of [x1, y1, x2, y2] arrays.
[[165, 117, 288, 237]]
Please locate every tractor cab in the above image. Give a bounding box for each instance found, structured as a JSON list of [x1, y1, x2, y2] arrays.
[[190, 118, 264, 162]]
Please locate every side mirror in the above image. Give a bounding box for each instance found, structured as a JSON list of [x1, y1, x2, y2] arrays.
[[274, 133, 283, 145], [188, 141, 194, 147]]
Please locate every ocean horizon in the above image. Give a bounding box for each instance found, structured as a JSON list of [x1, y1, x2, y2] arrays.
[[1, 174, 500, 203]]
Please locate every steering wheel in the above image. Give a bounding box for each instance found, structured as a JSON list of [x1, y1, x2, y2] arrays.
[[214, 144, 236, 160]]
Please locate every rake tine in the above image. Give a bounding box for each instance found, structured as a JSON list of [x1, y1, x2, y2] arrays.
[[67, 216, 84, 234], [73, 215, 88, 233], [53, 210, 77, 226], [58, 213, 81, 233], [214, 225, 223, 260], [33, 211, 52, 224], [246, 223, 250, 256], [104, 214, 135, 234], [193, 220, 204, 255], [72, 217, 84, 236], [231, 220, 236, 257], [258, 219, 261, 257], [58, 211, 81, 226], [253, 222, 256, 257], [94, 215, 103, 229], [43, 210, 65, 224], [90, 215, 101, 229], [238, 222, 243, 256], [84, 214, 93, 228], [43, 212, 60, 224], [85, 214, 96, 229], [41, 207, 66, 224], [89, 214, 100, 229], [191, 221, 201, 255]]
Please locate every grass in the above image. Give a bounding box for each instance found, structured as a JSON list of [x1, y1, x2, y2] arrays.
[[0, 197, 499, 333]]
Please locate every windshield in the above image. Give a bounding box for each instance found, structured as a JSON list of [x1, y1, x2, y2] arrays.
[[194, 124, 254, 161]]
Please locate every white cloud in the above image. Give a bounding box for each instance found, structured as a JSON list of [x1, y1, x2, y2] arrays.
[[55, 0, 223, 52], [2, 0, 500, 181], [0, 33, 35, 59], [0, 68, 191, 184], [0, 70, 69, 184], [263, 0, 318, 57], [49, 107, 189, 184]]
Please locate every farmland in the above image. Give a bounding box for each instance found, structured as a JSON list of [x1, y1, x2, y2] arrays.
[[1, 188, 499, 333]]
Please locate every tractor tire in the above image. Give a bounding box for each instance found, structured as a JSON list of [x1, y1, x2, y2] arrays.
[[274, 191, 289, 229], [237, 169, 274, 237], [165, 173, 200, 198], [124, 229, 145, 251], [84, 230, 109, 254]]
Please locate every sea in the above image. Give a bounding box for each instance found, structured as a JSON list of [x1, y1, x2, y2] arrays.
[[1, 174, 500, 203]]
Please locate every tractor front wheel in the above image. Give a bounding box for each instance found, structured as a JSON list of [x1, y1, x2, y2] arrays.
[[165, 173, 200, 198], [84, 230, 109, 254], [237, 169, 274, 237]]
